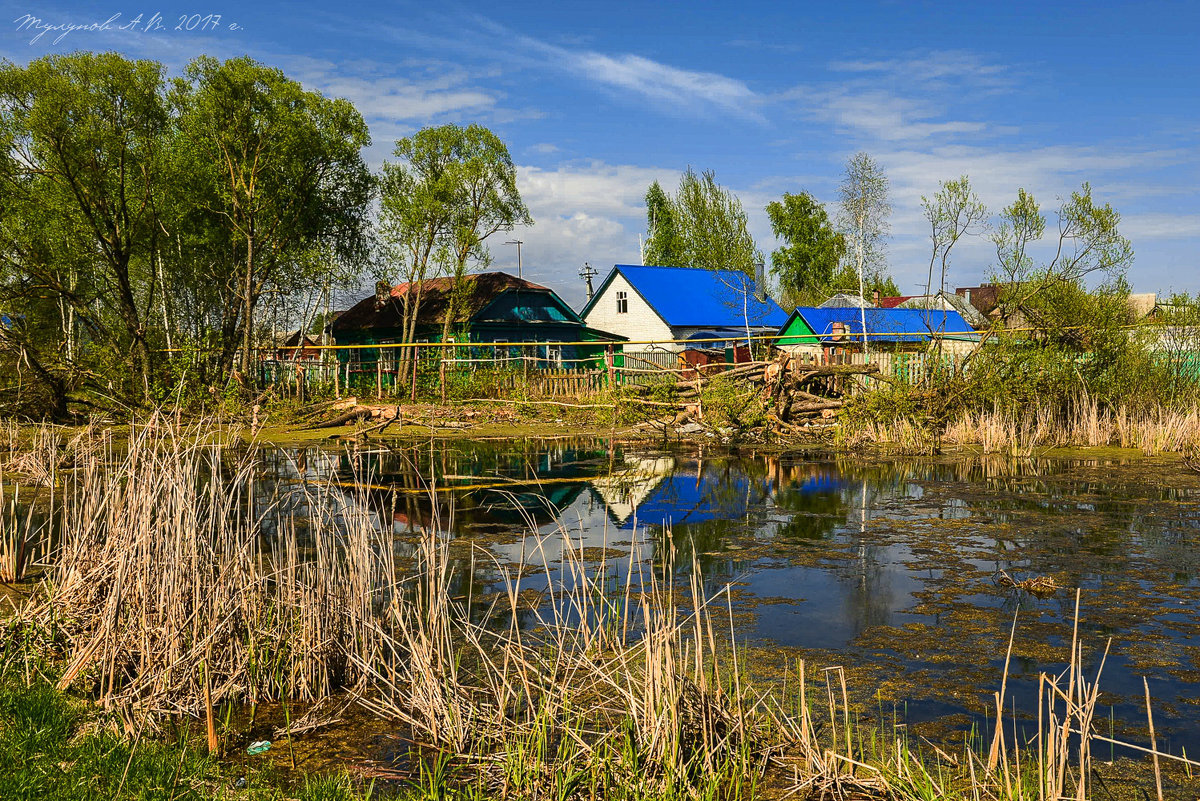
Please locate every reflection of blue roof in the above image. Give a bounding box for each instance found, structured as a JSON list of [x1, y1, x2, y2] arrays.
[[794, 474, 844, 494], [585, 265, 787, 329], [623, 471, 769, 529], [790, 306, 976, 343]]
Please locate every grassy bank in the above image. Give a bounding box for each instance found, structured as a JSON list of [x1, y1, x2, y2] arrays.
[[2, 422, 1196, 799], [0, 667, 387, 800]]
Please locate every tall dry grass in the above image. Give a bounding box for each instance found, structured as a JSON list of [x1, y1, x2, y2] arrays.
[[5, 421, 403, 714], [943, 399, 1200, 454], [2, 420, 1194, 798]]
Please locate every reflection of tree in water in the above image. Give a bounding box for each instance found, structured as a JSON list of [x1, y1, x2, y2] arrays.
[[326, 438, 614, 535], [769, 460, 848, 543]]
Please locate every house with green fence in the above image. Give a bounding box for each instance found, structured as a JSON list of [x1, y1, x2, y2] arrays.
[[330, 272, 624, 391]]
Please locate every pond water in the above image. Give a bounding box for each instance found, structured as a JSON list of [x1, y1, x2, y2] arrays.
[[252, 438, 1200, 762]]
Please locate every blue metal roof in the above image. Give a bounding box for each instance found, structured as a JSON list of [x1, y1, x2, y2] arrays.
[[790, 306, 977, 343], [602, 265, 788, 329]]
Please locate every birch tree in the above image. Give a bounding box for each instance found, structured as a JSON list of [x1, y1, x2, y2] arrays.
[[837, 152, 891, 356]]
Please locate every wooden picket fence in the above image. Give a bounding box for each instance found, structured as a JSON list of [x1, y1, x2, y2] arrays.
[[492, 368, 607, 396]]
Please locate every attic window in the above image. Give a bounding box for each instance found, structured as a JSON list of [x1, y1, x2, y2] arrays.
[[616, 291, 628, 314]]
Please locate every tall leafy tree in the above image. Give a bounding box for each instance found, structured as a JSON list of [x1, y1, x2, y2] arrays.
[[439, 125, 531, 345], [172, 56, 373, 380], [676, 168, 760, 274], [377, 124, 531, 350], [643, 180, 683, 266], [0, 52, 170, 409], [642, 169, 759, 273], [766, 191, 846, 305]]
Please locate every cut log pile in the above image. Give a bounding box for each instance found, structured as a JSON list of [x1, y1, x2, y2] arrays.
[[627, 353, 880, 438]]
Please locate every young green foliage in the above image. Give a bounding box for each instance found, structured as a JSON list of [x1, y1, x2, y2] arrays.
[[766, 191, 847, 306]]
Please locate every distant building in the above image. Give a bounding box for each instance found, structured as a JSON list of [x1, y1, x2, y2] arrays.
[[272, 331, 323, 362], [818, 292, 872, 309], [955, 285, 1003, 317], [879, 291, 988, 329], [579, 264, 787, 352], [777, 306, 979, 356]]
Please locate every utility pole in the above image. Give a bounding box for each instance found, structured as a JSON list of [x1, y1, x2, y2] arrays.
[[579, 262, 598, 301], [505, 239, 524, 279]]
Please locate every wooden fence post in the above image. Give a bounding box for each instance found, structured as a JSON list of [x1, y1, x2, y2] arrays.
[[606, 345, 615, 389]]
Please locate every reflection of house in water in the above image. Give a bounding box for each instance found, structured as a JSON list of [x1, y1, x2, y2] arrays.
[[592, 458, 773, 531], [588, 455, 676, 525], [337, 442, 608, 535]]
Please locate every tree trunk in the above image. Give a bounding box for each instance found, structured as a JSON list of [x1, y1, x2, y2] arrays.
[[240, 237, 255, 381]]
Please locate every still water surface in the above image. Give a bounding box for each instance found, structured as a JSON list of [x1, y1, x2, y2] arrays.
[[261, 438, 1200, 757]]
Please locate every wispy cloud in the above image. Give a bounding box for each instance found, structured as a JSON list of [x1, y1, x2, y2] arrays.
[[565, 51, 761, 119], [1118, 212, 1200, 240], [829, 50, 1015, 92], [794, 89, 989, 142], [374, 14, 766, 121]]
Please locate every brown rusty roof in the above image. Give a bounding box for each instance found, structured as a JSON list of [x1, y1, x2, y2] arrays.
[[332, 272, 551, 333]]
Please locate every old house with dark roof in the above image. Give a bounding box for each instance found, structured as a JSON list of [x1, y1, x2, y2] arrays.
[[330, 272, 623, 371]]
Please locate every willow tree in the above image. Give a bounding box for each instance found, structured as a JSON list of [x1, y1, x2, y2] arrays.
[[172, 56, 373, 380], [643, 180, 684, 266], [991, 183, 1133, 325], [377, 124, 530, 352], [0, 52, 170, 410], [642, 169, 759, 273]]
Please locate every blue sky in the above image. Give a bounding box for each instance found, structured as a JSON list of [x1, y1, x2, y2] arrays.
[[6, 1, 1199, 308]]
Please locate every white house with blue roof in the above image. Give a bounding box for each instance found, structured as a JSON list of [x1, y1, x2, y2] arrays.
[[579, 264, 787, 352]]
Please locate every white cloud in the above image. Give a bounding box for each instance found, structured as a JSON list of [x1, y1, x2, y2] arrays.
[[566, 51, 761, 119], [1118, 212, 1200, 241], [829, 50, 1014, 92], [797, 89, 989, 142], [505, 161, 684, 307], [282, 57, 502, 123]]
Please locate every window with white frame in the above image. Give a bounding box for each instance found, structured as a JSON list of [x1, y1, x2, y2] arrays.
[[616, 290, 628, 314]]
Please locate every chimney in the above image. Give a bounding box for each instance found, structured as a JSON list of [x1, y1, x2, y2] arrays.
[[754, 261, 766, 303], [872, 289, 880, 307]]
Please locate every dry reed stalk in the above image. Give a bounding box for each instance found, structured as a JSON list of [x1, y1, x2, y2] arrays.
[[9, 419, 404, 719], [1145, 677, 1163, 801]]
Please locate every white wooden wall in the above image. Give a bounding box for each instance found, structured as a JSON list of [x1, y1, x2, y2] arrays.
[[583, 273, 676, 351]]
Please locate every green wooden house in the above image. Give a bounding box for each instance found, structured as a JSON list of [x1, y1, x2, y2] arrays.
[[330, 272, 623, 379]]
